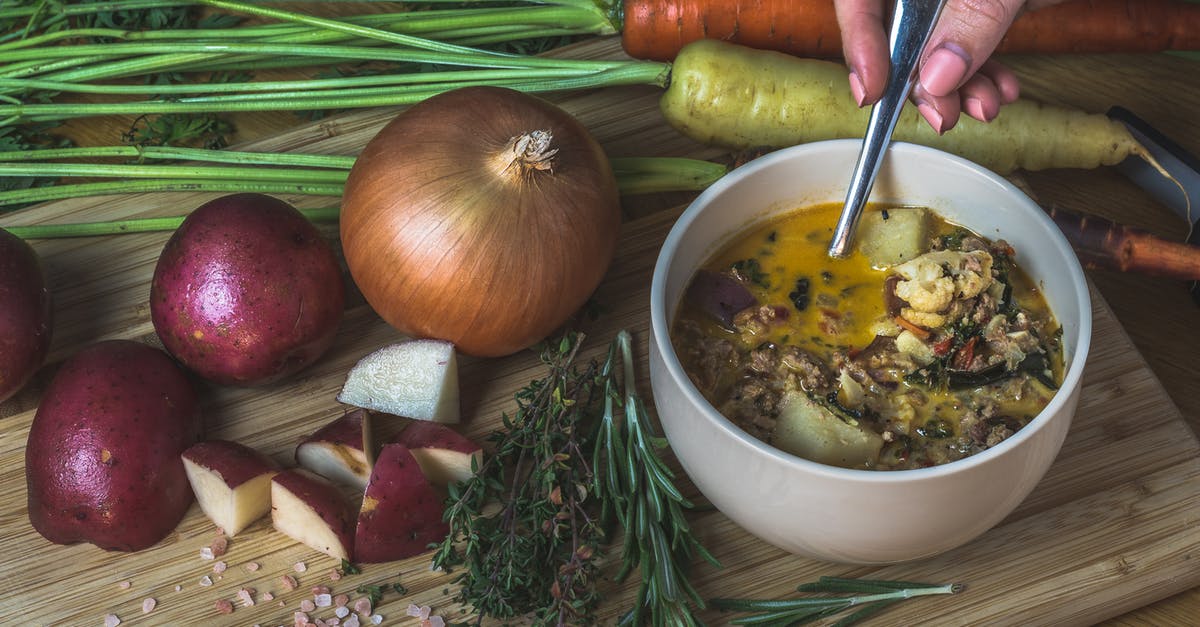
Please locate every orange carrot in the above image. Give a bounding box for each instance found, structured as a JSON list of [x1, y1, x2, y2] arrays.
[[620, 0, 843, 61], [997, 0, 1200, 54], [1048, 207, 1200, 280], [894, 315, 932, 341], [619, 0, 1200, 61]]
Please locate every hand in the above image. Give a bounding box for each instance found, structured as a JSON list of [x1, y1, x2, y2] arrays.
[[835, 0, 1061, 133]]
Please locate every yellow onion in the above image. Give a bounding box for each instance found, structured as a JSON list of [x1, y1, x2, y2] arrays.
[[340, 86, 621, 357]]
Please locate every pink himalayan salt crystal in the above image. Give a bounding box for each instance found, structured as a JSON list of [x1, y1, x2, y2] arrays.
[[141, 598, 157, 614]]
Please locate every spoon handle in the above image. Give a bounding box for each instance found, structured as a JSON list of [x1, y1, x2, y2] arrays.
[[828, 0, 949, 258]]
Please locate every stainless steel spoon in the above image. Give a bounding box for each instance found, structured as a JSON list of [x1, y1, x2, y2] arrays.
[[827, 0, 949, 258]]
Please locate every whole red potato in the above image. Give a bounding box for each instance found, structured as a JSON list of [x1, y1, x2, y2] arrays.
[[0, 228, 51, 403], [26, 340, 202, 552], [151, 193, 345, 386]]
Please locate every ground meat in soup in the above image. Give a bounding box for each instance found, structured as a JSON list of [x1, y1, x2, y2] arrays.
[[671, 203, 1064, 471]]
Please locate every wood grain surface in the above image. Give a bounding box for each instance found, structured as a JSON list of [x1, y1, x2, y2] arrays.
[[1, 22, 1199, 627]]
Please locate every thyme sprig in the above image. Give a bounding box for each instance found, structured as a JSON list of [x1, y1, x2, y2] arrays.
[[432, 332, 608, 625], [711, 577, 963, 626]]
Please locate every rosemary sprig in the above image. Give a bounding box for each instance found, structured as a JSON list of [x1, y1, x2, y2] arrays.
[[593, 330, 720, 626], [711, 577, 964, 627]]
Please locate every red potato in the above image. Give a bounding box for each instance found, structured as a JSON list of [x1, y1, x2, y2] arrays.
[[25, 340, 201, 551], [295, 409, 375, 490], [337, 339, 460, 423], [271, 468, 355, 562], [150, 193, 345, 387], [354, 443, 448, 563], [182, 440, 279, 536], [392, 421, 483, 486], [0, 228, 51, 403]]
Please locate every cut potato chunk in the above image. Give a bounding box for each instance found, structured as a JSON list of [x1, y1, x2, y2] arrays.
[[773, 391, 884, 469], [182, 440, 278, 536], [295, 409, 375, 490], [271, 469, 355, 561], [854, 206, 931, 268], [337, 340, 460, 423]]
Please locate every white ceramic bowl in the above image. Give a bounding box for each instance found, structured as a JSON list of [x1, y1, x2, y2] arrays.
[[649, 140, 1092, 564]]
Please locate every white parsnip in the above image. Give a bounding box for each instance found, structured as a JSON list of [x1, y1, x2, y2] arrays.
[[660, 39, 1146, 174]]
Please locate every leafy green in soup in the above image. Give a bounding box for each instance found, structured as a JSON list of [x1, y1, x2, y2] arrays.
[[670, 203, 1063, 471]]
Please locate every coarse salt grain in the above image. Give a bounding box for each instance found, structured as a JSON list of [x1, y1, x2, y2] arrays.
[[210, 534, 229, 556], [353, 598, 372, 615], [262, 591, 275, 601], [199, 547, 215, 560], [293, 561, 308, 573], [329, 569, 342, 581], [215, 599, 234, 615], [342, 616, 360, 627], [141, 598, 156, 614], [334, 606, 350, 619], [314, 593, 332, 608], [117, 581, 131, 590], [245, 561, 261, 572], [334, 594, 349, 608], [281, 575, 299, 591], [311, 585, 331, 596], [428, 616, 445, 627], [213, 561, 228, 574], [199, 576, 214, 587], [293, 611, 310, 627], [299, 599, 316, 613], [406, 604, 425, 618], [174, 585, 182, 592], [238, 587, 256, 607], [103, 613, 121, 627], [371, 615, 383, 625]]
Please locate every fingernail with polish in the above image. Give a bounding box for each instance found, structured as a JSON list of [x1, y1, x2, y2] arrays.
[[920, 44, 971, 97], [848, 72, 867, 107], [917, 102, 945, 134]]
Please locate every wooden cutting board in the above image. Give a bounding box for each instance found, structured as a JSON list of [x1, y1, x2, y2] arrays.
[[2, 37, 1199, 627]]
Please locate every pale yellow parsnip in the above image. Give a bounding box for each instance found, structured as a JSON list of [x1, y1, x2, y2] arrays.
[[660, 39, 1142, 174]]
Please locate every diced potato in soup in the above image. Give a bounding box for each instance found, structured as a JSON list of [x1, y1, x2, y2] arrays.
[[671, 203, 1063, 470]]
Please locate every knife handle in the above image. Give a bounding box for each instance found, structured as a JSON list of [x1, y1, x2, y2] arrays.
[[1048, 206, 1200, 281]]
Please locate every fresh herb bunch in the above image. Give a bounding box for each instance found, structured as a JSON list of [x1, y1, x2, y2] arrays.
[[433, 330, 718, 625], [711, 577, 963, 626], [593, 330, 720, 626], [433, 332, 609, 625]]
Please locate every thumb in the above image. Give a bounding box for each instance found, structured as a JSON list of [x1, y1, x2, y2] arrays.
[[917, 0, 1025, 97]]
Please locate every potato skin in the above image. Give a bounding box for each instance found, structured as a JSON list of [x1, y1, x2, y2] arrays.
[[354, 443, 448, 563], [26, 340, 202, 552], [0, 228, 51, 403], [150, 193, 345, 386]]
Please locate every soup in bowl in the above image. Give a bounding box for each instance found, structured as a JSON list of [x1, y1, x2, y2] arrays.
[[648, 140, 1091, 563]]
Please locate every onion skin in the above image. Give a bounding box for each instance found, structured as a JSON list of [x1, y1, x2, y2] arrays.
[[0, 228, 52, 404], [340, 86, 621, 357]]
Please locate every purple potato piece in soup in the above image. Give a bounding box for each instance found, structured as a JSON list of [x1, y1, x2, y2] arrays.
[[0, 228, 52, 403], [684, 269, 758, 327], [150, 193, 345, 387]]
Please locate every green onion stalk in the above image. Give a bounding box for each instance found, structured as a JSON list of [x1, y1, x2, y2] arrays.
[[0, 0, 652, 125], [0, 0, 620, 91], [0, 146, 728, 239]]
